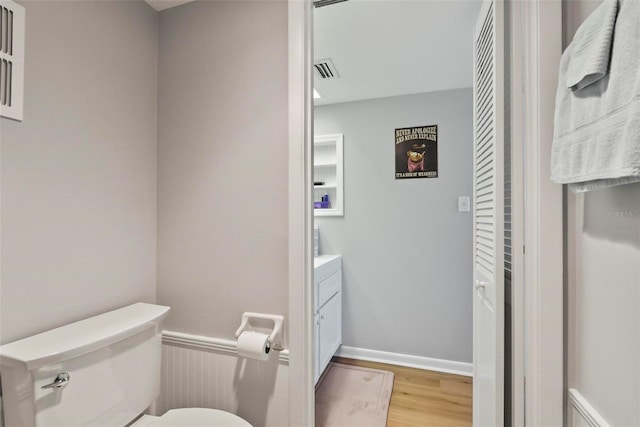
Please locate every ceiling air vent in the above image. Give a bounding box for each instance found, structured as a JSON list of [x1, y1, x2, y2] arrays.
[[314, 59, 340, 80], [313, 0, 348, 8], [0, 0, 25, 121]]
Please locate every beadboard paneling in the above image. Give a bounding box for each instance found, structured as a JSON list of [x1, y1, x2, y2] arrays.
[[158, 342, 289, 427]]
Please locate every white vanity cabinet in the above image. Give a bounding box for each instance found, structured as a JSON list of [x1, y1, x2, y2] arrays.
[[313, 255, 342, 383]]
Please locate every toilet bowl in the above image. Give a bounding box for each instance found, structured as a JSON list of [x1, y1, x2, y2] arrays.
[[133, 408, 252, 427], [0, 303, 253, 427]]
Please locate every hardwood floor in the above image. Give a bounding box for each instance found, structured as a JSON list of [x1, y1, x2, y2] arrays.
[[332, 357, 472, 427]]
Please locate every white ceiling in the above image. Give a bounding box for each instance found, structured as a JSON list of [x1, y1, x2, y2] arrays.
[[145, 0, 195, 12], [314, 0, 482, 105]]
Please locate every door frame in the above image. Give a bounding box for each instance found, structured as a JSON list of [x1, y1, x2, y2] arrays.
[[287, 0, 314, 426], [287, 0, 564, 425], [510, 0, 564, 425]]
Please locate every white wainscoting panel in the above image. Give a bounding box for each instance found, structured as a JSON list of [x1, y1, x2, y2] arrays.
[[158, 331, 289, 427], [336, 345, 473, 377], [569, 388, 611, 427]]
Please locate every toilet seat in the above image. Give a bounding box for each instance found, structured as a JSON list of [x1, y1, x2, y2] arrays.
[[135, 408, 252, 427]]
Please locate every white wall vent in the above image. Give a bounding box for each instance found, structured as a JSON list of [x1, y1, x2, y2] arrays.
[[0, 0, 25, 121], [314, 58, 340, 80]]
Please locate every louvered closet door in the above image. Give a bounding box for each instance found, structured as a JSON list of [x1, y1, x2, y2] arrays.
[[472, 0, 504, 426]]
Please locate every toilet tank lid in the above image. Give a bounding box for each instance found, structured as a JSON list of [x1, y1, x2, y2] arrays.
[[0, 303, 170, 371]]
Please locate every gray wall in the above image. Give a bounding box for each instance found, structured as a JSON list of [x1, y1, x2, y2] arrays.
[[0, 1, 158, 345], [156, 1, 289, 342], [314, 88, 473, 363], [564, 1, 640, 425]]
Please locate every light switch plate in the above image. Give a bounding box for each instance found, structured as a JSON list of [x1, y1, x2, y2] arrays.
[[458, 196, 471, 212]]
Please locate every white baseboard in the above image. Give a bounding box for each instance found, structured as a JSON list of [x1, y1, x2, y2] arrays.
[[162, 330, 289, 365], [335, 345, 473, 377], [569, 388, 611, 427]]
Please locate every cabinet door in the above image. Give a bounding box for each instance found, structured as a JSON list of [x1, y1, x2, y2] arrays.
[[317, 292, 342, 378]]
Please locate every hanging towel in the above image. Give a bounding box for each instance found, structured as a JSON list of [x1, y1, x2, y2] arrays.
[[565, 0, 618, 90], [551, 0, 640, 193]]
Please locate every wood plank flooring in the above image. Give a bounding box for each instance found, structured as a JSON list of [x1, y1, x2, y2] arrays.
[[330, 357, 472, 427]]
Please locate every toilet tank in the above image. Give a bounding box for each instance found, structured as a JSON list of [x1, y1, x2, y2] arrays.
[[0, 303, 170, 427]]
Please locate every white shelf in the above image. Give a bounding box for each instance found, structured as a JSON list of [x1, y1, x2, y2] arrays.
[[314, 208, 341, 216], [313, 134, 343, 217]]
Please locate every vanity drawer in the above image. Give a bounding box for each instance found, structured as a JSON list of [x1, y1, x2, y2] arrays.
[[316, 269, 341, 310]]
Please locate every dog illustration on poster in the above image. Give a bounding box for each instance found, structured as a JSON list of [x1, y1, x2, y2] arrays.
[[395, 125, 438, 179]]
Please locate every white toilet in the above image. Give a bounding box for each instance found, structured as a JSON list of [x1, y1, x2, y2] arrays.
[[0, 303, 252, 427]]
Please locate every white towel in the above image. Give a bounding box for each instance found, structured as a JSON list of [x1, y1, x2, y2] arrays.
[[551, 0, 640, 193], [566, 0, 618, 90]]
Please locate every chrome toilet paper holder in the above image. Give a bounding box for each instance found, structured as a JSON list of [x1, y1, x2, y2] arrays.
[[235, 312, 285, 352]]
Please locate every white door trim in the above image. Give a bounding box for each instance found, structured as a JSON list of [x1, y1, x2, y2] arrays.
[[513, 1, 564, 425], [289, 1, 564, 425], [287, 0, 314, 425], [506, 1, 525, 424]]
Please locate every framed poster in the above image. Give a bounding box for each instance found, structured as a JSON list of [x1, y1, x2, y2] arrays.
[[395, 125, 438, 179]]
